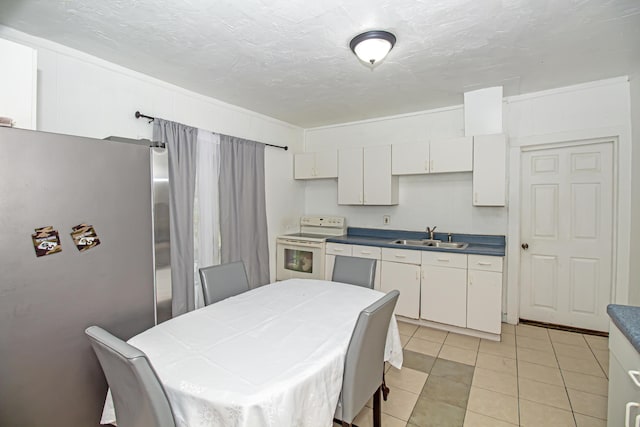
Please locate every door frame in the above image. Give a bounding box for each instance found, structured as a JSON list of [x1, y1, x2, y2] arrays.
[[506, 126, 632, 325]]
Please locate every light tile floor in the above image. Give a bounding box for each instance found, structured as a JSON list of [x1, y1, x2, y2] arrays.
[[340, 321, 609, 427]]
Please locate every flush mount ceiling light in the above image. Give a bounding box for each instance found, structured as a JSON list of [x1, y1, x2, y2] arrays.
[[349, 30, 396, 66]]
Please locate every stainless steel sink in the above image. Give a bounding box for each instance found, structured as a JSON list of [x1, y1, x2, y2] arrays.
[[389, 239, 468, 249], [390, 239, 430, 246], [433, 242, 468, 249]]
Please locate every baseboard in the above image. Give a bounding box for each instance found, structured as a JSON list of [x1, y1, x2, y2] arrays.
[[519, 318, 608, 337]]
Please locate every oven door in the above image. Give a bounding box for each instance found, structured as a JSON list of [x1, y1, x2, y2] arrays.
[[276, 239, 325, 281]]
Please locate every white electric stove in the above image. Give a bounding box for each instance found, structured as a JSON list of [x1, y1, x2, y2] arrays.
[[276, 216, 346, 281]]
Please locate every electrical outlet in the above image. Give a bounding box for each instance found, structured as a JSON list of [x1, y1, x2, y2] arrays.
[[383, 215, 391, 225]]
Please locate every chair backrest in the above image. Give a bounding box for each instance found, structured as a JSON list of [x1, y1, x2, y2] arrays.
[[332, 255, 377, 289], [340, 290, 400, 423], [85, 326, 176, 427], [199, 261, 250, 306]]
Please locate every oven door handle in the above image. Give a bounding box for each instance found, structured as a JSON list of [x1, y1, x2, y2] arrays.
[[278, 239, 324, 249]]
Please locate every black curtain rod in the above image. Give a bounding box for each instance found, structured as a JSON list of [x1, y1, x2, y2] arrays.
[[135, 111, 288, 151]]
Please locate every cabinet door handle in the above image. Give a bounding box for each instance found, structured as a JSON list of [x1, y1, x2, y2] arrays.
[[425, 160, 429, 171], [626, 402, 640, 427], [394, 255, 406, 259], [469, 273, 473, 285], [334, 248, 344, 252], [437, 258, 450, 262], [430, 159, 434, 172], [477, 262, 492, 266], [474, 192, 478, 204], [360, 251, 371, 255], [416, 270, 419, 280], [359, 192, 363, 203], [629, 371, 640, 388]]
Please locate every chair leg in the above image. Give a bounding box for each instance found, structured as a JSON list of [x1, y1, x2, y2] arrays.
[[373, 387, 381, 427], [382, 368, 390, 401]]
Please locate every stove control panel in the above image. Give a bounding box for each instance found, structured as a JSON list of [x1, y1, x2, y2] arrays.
[[300, 216, 345, 228]]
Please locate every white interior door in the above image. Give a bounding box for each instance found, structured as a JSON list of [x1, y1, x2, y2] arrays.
[[519, 142, 613, 331]]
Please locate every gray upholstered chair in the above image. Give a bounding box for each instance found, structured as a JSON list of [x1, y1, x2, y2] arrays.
[[199, 261, 250, 306], [332, 255, 377, 289], [334, 289, 400, 427], [85, 326, 176, 427]]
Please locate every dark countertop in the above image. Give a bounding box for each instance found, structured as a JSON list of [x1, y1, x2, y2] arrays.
[[608, 304, 640, 353], [326, 227, 505, 257]]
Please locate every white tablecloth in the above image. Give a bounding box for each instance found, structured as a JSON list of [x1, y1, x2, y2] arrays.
[[101, 279, 403, 427]]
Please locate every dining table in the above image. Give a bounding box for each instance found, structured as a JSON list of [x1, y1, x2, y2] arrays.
[[100, 278, 403, 427]]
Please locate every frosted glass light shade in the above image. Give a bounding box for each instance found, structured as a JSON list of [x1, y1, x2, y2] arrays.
[[350, 30, 396, 66]]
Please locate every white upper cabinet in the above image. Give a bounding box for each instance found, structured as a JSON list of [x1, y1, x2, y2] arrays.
[[392, 136, 473, 175], [0, 38, 37, 130], [429, 136, 473, 173], [294, 153, 315, 179], [392, 142, 430, 175], [294, 150, 338, 179], [338, 147, 364, 204], [473, 134, 507, 206], [338, 146, 398, 205]]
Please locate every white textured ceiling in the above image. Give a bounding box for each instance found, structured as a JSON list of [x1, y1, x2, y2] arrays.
[[1, 0, 639, 127]]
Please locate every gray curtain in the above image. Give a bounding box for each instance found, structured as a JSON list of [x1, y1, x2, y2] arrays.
[[219, 136, 270, 288], [153, 118, 198, 316]]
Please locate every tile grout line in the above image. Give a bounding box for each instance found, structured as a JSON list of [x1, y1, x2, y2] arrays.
[[549, 329, 579, 427], [401, 323, 608, 427], [514, 328, 522, 427]]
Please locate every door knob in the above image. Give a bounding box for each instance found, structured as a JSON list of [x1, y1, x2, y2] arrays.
[[521, 243, 529, 250]]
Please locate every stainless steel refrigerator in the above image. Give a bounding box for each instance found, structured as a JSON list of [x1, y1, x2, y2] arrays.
[[0, 127, 161, 426]]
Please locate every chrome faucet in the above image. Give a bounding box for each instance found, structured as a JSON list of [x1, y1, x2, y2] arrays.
[[426, 226, 437, 240]]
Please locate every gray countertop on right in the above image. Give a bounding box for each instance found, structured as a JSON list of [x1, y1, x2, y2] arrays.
[[608, 304, 640, 353]]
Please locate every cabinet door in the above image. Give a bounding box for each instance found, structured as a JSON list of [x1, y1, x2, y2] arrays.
[[314, 150, 338, 178], [294, 153, 316, 179], [338, 147, 363, 205], [608, 352, 640, 427], [429, 136, 473, 173], [392, 142, 430, 175], [381, 261, 420, 319], [352, 246, 382, 290], [473, 134, 506, 206], [421, 265, 467, 327], [0, 38, 37, 130], [364, 145, 398, 205], [325, 244, 352, 280], [325, 254, 335, 280], [467, 270, 502, 334]]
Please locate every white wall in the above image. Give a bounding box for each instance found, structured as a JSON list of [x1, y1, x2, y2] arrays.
[[505, 77, 633, 320], [304, 106, 508, 234], [629, 72, 640, 305], [0, 26, 306, 281], [305, 77, 634, 319]]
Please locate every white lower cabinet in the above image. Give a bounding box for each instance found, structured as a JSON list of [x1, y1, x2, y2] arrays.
[[325, 243, 352, 280], [421, 252, 468, 327], [352, 245, 382, 291], [467, 255, 503, 334], [327, 241, 504, 334], [467, 270, 502, 334], [381, 248, 421, 319], [608, 321, 640, 427], [325, 243, 381, 290]]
